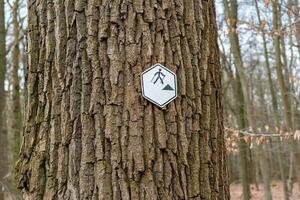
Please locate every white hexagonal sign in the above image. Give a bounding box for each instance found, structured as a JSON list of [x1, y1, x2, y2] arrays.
[[141, 63, 177, 108]]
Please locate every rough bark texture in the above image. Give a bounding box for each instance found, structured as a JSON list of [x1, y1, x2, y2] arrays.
[[16, 0, 228, 199], [0, 0, 8, 199]]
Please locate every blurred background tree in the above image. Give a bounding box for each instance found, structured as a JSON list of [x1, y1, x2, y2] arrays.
[[0, 0, 25, 199]]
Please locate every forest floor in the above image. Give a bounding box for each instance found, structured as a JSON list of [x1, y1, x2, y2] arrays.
[[230, 181, 300, 200]]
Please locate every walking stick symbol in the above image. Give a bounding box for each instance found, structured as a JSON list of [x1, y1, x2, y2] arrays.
[[151, 75, 156, 83]]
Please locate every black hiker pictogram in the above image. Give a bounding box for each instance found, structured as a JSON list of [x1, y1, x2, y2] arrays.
[[151, 68, 166, 84]]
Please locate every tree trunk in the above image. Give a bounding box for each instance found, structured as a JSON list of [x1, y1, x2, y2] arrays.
[[0, 0, 8, 199], [271, 0, 300, 191], [256, 76, 273, 200], [8, 0, 22, 197], [223, 1, 255, 199], [258, 145, 272, 200], [292, 0, 300, 56], [11, 0, 22, 176], [16, 1, 229, 199], [253, 1, 289, 198]]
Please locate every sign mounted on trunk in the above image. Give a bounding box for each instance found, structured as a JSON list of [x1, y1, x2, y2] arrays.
[[141, 64, 177, 108]]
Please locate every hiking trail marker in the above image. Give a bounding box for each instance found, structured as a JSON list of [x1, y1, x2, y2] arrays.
[[141, 64, 177, 108]]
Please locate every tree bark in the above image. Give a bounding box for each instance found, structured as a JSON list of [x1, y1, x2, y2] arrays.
[[16, 1, 229, 199], [0, 0, 8, 199]]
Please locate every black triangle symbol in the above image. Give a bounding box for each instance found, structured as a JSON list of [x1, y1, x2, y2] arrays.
[[162, 84, 174, 91]]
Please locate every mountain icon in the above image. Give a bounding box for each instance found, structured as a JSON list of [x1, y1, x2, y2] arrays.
[[162, 84, 174, 91]]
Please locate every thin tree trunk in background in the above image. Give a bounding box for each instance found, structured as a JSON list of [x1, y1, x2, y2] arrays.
[[279, 15, 294, 130], [292, 0, 300, 55], [275, 140, 289, 200], [235, 74, 252, 199], [9, 1, 22, 197], [255, 85, 272, 200], [254, 151, 260, 190], [224, 0, 274, 199], [272, 0, 300, 192], [221, 47, 254, 194], [21, 28, 27, 110], [272, 0, 294, 142], [11, 0, 22, 176], [287, 153, 294, 196], [16, 1, 229, 199], [292, 0, 300, 131], [223, 0, 255, 130], [278, 14, 290, 90], [223, 1, 251, 199], [287, 0, 297, 138], [256, 78, 273, 200], [254, 0, 289, 199], [0, 0, 8, 199], [258, 145, 273, 200], [253, 0, 280, 128], [221, 48, 253, 194]]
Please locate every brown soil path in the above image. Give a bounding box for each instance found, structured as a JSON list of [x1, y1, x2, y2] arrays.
[[230, 182, 300, 200]]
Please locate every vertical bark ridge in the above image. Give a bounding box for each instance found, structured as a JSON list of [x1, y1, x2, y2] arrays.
[[16, 0, 229, 199], [208, 2, 228, 199]]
